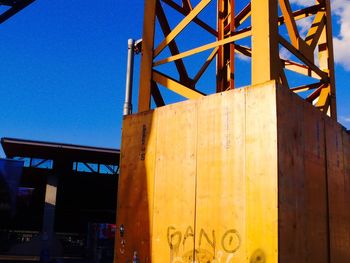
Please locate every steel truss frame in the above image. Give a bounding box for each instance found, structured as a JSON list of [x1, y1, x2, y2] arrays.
[[137, 0, 336, 119]]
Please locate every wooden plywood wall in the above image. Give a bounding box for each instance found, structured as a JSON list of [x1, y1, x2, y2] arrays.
[[277, 86, 350, 263], [115, 81, 350, 263]]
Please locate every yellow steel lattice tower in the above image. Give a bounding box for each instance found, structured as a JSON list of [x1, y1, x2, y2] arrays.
[[115, 1, 350, 263], [137, 0, 336, 117]]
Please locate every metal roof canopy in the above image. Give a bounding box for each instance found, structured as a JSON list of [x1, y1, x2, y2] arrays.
[[0, 0, 35, 24], [1, 137, 120, 165]]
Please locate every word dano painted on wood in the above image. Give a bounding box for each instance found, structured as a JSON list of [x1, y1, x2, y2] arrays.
[[167, 226, 241, 263]]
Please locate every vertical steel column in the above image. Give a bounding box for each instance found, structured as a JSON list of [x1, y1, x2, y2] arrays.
[[228, 0, 235, 90], [217, 0, 235, 92], [317, 0, 337, 119], [251, 0, 279, 85], [138, 0, 157, 112], [123, 39, 135, 116]]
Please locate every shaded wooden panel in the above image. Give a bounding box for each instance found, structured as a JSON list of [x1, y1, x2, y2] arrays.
[[325, 119, 349, 262], [116, 80, 350, 263], [151, 101, 198, 262], [245, 81, 278, 263], [195, 89, 246, 262], [276, 87, 306, 262], [115, 111, 157, 263], [343, 130, 350, 258], [302, 104, 329, 263]]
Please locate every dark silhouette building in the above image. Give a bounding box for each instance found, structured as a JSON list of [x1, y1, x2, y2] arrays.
[[0, 137, 119, 261]]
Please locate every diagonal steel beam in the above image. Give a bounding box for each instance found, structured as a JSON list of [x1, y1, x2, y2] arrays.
[[0, 0, 35, 24], [279, 35, 328, 81], [234, 3, 251, 28], [182, 0, 192, 11], [291, 82, 323, 93], [151, 81, 165, 107], [193, 47, 218, 84], [154, 0, 212, 57], [278, 4, 323, 25], [156, 1, 191, 85], [305, 11, 325, 50], [152, 70, 205, 99], [153, 27, 251, 66], [279, 0, 300, 47], [162, 0, 217, 36]]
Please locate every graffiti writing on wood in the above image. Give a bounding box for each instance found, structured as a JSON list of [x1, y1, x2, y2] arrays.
[[221, 229, 240, 253], [167, 226, 241, 263]]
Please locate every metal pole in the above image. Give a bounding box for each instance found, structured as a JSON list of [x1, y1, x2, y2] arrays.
[[123, 38, 135, 116]]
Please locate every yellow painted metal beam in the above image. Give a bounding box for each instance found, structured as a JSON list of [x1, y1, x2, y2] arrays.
[[182, 0, 192, 11], [279, 0, 300, 47], [138, 0, 157, 112], [153, 28, 251, 66], [162, 0, 217, 36], [279, 35, 328, 80], [316, 85, 331, 112], [235, 44, 252, 57], [291, 82, 323, 93], [136, 0, 337, 119], [279, 61, 289, 89], [153, 0, 212, 57], [193, 47, 218, 84], [282, 59, 321, 79], [278, 4, 322, 25], [317, 0, 337, 118], [278, 0, 314, 62], [234, 3, 251, 28], [156, 1, 190, 84], [152, 70, 205, 99], [306, 11, 326, 50], [251, 0, 279, 85]]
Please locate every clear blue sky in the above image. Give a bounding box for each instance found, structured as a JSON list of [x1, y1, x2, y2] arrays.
[[0, 0, 144, 157], [0, 1, 349, 158]]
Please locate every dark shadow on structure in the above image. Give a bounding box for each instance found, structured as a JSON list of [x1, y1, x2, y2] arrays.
[[115, 111, 154, 263]]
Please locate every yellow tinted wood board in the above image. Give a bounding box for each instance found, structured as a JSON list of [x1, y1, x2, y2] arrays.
[[151, 100, 198, 262], [195, 89, 246, 262], [116, 81, 350, 262], [245, 81, 278, 263], [115, 111, 157, 262]]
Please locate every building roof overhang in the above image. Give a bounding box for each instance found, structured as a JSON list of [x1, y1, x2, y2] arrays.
[[1, 137, 120, 165]]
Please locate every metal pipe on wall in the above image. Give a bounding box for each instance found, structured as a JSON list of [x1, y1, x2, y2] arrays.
[[123, 38, 135, 116]]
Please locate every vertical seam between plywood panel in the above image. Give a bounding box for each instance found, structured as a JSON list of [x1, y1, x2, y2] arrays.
[[272, 86, 279, 261], [244, 88, 247, 262], [301, 101, 306, 262], [342, 130, 350, 257], [193, 101, 199, 263], [275, 88, 280, 263], [340, 128, 348, 259], [323, 118, 331, 263], [275, 86, 280, 262], [151, 110, 158, 260]]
